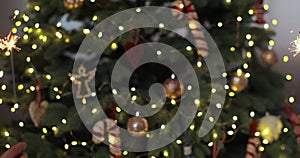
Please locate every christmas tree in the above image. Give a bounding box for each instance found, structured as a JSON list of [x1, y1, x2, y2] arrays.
[[0, 0, 299, 157]]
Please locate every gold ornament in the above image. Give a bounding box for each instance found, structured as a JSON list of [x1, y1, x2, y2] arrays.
[[72, 64, 96, 99], [258, 113, 283, 143], [163, 78, 184, 99], [230, 70, 248, 92], [63, 0, 84, 9], [127, 116, 148, 136], [261, 50, 278, 66], [29, 101, 49, 127]]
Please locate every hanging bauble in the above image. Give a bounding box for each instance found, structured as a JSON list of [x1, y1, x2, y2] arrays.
[[63, 0, 84, 9], [163, 78, 184, 99], [261, 50, 278, 66], [29, 100, 49, 127], [254, 0, 266, 24], [258, 113, 283, 143], [230, 70, 249, 92], [127, 116, 148, 136]]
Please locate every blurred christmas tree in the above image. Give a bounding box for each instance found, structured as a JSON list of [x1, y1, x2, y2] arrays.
[[0, 0, 299, 157]]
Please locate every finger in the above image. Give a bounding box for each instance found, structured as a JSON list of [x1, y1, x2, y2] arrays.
[[20, 153, 28, 158], [1, 142, 27, 158]]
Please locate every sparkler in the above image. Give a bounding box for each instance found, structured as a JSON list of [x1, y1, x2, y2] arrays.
[[0, 13, 21, 102], [289, 32, 300, 57]]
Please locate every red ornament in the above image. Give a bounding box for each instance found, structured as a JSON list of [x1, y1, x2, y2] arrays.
[[285, 105, 297, 126], [124, 29, 144, 68], [254, 0, 266, 24]]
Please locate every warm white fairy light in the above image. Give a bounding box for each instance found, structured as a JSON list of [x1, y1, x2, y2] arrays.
[[19, 86, 26, 93], [217, 22, 223, 27], [289, 32, 300, 56]]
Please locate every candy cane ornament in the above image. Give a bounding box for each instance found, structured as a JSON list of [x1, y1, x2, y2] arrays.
[[172, 0, 209, 57], [246, 122, 261, 158], [92, 119, 121, 158]]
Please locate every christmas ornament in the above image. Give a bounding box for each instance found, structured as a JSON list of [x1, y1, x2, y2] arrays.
[[171, 0, 208, 57], [63, 0, 84, 9], [289, 31, 300, 56], [124, 29, 144, 68], [92, 119, 121, 158], [246, 122, 261, 158], [29, 100, 49, 127], [72, 64, 96, 99], [258, 113, 283, 143], [261, 50, 278, 66], [163, 78, 184, 99], [183, 145, 195, 158], [285, 105, 297, 126], [127, 116, 148, 136], [254, 0, 266, 24], [230, 70, 249, 92]]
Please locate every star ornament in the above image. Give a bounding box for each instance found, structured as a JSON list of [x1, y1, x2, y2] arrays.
[[0, 32, 21, 52], [289, 32, 300, 57]]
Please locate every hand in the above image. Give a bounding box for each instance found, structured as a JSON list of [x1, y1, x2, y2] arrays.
[[294, 115, 300, 144], [0, 142, 28, 158]]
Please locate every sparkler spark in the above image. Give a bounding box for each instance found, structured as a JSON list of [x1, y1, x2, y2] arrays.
[[0, 32, 21, 52], [289, 32, 300, 57]]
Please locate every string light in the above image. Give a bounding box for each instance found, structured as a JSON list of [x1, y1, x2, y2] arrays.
[[92, 15, 98, 21], [111, 43, 118, 50], [250, 111, 255, 117], [248, 9, 254, 15], [197, 112, 203, 117], [227, 130, 234, 135], [176, 139, 183, 144], [34, 5, 40, 11], [189, 124, 195, 131], [285, 74, 292, 81], [186, 46, 192, 51], [91, 108, 98, 114], [163, 150, 169, 157], [64, 144, 69, 150], [264, 24, 269, 30], [123, 151, 128, 155], [0, 70, 3, 78], [288, 96, 295, 103], [236, 16, 242, 22], [19, 121, 24, 127], [55, 32, 63, 39], [136, 8, 142, 13], [217, 22, 223, 27], [283, 55, 289, 62], [116, 107, 121, 112], [159, 23, 165, 28], [272, 19, 278, 26], [5, 144, 11, 149], [197, 61, 202, 68], [62, 119, 67, 124]]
